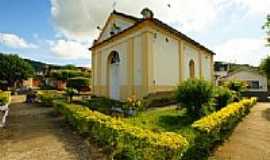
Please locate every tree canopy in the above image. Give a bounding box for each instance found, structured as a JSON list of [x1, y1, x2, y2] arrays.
[[262, 14, 270, 45], [260, 56, 270, 79], [51, 69, 89, 80], [0, 53, 34, 87]]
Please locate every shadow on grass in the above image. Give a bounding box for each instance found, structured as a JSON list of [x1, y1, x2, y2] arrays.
[[262, 108, 270, 121], [158, 114, 194, 132]]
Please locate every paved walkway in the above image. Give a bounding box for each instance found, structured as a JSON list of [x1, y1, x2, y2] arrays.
[[212, 103, 270, 160], [0, 96, 106, 160]]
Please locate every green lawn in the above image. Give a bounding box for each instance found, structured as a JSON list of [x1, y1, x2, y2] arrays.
[[125, 106, 197, 141]]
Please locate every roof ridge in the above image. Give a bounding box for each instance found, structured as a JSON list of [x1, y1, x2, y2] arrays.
[[112, 10, 140, 21]]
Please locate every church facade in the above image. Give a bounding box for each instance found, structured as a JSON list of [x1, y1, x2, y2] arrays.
[[90, 8, 215, 100]]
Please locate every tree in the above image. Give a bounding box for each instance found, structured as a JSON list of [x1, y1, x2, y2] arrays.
[[63, 64, 77, 70], [51, 69, 89, 81], [0, 53, 34, 88], [262, 14, 270, 45], [260, 56, 270, 78], [67, 77, 90, 93]]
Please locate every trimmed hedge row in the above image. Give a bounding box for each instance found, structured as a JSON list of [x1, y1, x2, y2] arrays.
[[183, 97, 257, 159], [53, 100, 189, 160], [37, 90, 64, 106], [0, 91, 11, 104], [192, 97, 257, 134]]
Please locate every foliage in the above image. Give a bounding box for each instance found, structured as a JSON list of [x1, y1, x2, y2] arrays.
[[0, 91, 10, 105], [51, 69, 89, 81], [262, 14, 270, 45], [222, 80, 247, 101], [67, 77, 90, 92], [65, 88, 78, 103], [53, 101, 189, 160], [192, 97, 256, 134], [63, 64, 77, 70], [213, 86, 233, 110], [184, 98, 257, 159], [176, 79, 214, 119], [223, 80, 247, 93], [259, 55, 270, 79], [37, 90, 64, 106], [0, 53, 34, 87], [143, 91, 177, 108]]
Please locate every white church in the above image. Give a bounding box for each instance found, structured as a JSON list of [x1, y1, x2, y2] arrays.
[[90, 8, 215, 100]]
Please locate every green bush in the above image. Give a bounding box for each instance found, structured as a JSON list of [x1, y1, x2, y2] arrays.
[[67, 77, 90, 92], [184, 97, 257, 159], [37, 90, 64, 106], [214, 86, 233, 110], [176, 79, 214, 119], [53, 100, 189, 160], [51, 69, 89, 81], [223, 80, 247, 101]]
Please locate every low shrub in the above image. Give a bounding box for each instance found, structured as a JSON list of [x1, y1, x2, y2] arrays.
[[53, 100, 189, 160], [37, 90, 64, 106], [143, 91, 177, 108], [0, 91, 11, 105], [176, 79, 214, 119], [214, 86, 233, 110], [184, 97, 257, 159]]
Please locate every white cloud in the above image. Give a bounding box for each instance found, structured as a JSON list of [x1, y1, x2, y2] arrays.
[[50, 0, 226, 41], [232, 0, 270, 15], [214, 37, 270, 66], [50, 39, 89, 59], [0, 33, 38, 49]]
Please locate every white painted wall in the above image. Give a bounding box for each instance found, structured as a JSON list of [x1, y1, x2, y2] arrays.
[[99, 41, 128, 86], [99, 16, 135, 42], [224, 71, 268, 92], [152, 32, 179, 85], [201, 53, 211, 81], [183, 45, 200, 80], [134, 35, 143, 86]]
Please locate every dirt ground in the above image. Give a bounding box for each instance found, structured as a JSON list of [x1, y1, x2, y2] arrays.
[[210, 103, 270, 160], [0, 95, 106, 160]]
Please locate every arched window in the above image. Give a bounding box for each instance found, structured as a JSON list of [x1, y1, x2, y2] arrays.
[[110, 51, 120, 64], [189, 60, 195, 79]]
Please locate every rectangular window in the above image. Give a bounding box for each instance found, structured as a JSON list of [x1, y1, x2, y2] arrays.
[[247, 81, 260, 89]]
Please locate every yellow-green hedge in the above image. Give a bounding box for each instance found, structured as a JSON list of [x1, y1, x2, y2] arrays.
[[192, 97, 257, 134], [37, 90, 64, 106], [53, 100, 189, 160], [182, 97, 257, 159], [0, 91, 11, 104]]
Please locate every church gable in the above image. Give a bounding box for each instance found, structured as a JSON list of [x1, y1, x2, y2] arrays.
[[97, 12, 137, 43]]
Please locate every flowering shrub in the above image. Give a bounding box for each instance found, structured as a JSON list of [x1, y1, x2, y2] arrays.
[[37, 90, 64, 106], [123, 95, 144, 113], [0, 91, 10, 105], [183, 97, 257, 159], [53, 100, 189, 160], [192, 97, 257, 134]]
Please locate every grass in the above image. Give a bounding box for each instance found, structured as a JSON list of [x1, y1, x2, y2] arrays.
[[125, 105, 197, 141]]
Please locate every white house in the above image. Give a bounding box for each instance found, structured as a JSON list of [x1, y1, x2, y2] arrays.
[[223, 70, 268, 93], [90, 8, 215, 100]]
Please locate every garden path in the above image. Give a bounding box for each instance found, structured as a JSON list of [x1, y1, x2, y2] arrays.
[[0, 95, 106, 160], [211, 103, 270, 160]]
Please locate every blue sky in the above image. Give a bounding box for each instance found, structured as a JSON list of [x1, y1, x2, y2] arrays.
[[0, 0, 269, 67]]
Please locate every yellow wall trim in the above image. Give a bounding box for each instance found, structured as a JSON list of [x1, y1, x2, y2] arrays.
[[127, 38, 135, 95]]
